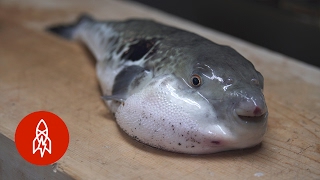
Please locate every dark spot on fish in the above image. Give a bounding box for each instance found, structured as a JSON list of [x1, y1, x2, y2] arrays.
[[121, 38, 158, 61], [178, 143, 181, 146], [145, 43, 159, 59], [109, 36, 119, 45], [103, 36, 110, 45], [117, 44, 125, 54], [98, 30, 104, 37], [211, 141, 220, 145], [148, 81, 157, 86], [160, 57, 167, 62], [155, 66, 162, 72], [109, 47, 116, 56]]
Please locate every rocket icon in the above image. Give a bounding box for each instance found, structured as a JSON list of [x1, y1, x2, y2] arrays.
[[32, 119, 52, 158]]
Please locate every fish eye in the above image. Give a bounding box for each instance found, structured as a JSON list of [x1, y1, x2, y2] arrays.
[[191, 74, 201, 87], [251, 78, 259, 85]]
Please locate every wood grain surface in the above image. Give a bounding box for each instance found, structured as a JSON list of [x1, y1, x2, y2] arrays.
[[0, 0, 319, 179]]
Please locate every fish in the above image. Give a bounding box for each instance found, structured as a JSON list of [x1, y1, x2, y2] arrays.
[[48, 14, 268, 154]]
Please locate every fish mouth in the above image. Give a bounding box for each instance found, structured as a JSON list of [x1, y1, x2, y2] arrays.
[[237, 112, 268, 123], [230, 103, 268, 124]]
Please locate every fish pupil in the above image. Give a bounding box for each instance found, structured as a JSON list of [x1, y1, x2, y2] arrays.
[[192, 75, 201, 86], [193, 78, 199, 85]]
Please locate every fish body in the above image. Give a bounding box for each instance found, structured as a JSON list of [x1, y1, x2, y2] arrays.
[[49, 15, 268, 154]]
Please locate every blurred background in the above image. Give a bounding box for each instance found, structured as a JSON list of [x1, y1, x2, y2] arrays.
[[132, 0, 320, 67]]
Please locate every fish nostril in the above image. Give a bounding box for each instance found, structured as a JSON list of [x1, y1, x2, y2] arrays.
[[253, 107, 262, 116], [211, 141, 220, 145]]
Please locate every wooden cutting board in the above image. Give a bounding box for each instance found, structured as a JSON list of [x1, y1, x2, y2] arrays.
[[0, 0, 319, 179]]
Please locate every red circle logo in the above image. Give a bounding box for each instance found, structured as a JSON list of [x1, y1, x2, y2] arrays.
[[15, 111, 69, 165]]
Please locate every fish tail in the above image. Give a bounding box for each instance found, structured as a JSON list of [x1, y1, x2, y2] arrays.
[[47, 14, 94, 40]]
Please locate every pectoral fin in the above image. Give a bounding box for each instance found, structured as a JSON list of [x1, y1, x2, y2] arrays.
[[102, 65, 148, 102], [101, 95, 126, 102]]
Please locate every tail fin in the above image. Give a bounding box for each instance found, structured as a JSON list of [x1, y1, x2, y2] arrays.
[[47, 14, 94, 40]]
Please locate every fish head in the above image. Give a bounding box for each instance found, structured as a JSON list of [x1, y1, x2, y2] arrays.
[[175, 44, 268, 152]]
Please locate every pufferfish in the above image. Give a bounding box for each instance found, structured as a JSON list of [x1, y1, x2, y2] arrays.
[[48, 15, 268, 154]]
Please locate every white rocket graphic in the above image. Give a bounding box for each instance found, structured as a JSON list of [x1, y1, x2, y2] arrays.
[[33, 119, 51, 158]]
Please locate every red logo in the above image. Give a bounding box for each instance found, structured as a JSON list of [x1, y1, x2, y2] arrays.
[[15, 111, 69, 165]]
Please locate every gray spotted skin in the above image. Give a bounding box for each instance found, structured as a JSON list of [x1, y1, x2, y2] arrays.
[[48, 15, 268, 154]]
